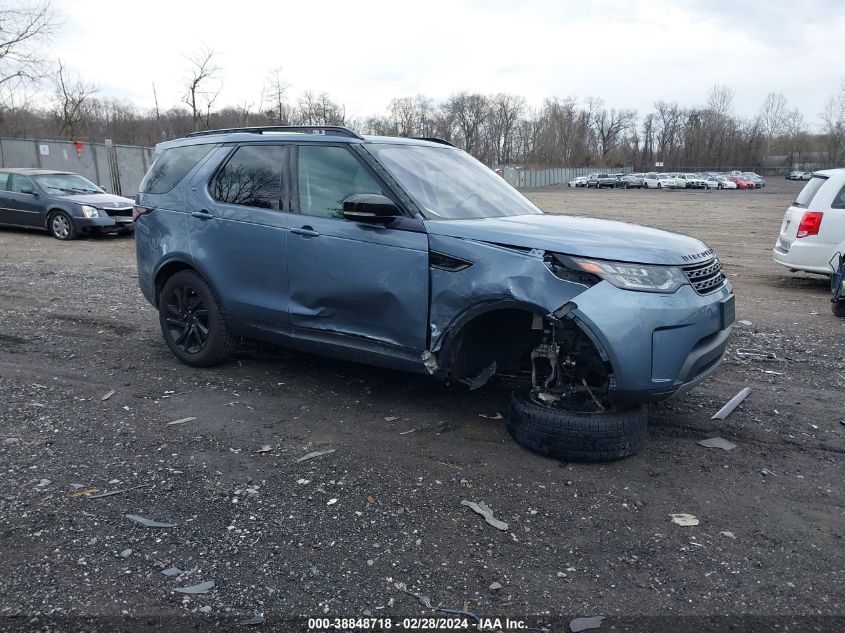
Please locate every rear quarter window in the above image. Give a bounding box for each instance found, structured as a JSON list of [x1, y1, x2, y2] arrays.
[[793, 176, 827, 208], [139, 144, 213, 194], [832, 183, 845, 209]]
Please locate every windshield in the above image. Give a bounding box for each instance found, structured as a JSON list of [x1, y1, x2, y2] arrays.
[[33, 174, 103, 195], [365, 143, 541, 220]]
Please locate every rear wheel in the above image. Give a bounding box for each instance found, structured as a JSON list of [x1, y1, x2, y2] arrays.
[[833, 300, 845, 318], [158, 270, 237, 367], [507, 387, 648, 462]]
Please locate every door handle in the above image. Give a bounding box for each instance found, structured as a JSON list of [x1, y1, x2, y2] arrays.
[[291, 226, 320, 237], [191, 210, 214, 220]]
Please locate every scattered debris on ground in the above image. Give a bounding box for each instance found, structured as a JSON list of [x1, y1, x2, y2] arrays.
[[125, 514, 176, 528], [570, 615, 605, 632], [670, 513, 700, 527], [296, 448, 336, 463], [697, 437, 737, 451], [712, 387, 752, 420], [461, 499, 509, 531], [166, 416, 197, 426]]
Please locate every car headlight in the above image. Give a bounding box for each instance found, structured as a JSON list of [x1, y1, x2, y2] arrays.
[[80, 205, 100, 218], [571, 257, 688, 293]]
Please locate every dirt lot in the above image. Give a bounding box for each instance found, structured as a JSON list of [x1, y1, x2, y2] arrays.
[[1, 180, 843, 632]]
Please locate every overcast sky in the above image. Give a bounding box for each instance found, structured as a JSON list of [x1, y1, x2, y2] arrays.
[[51, 0, 845, 125]]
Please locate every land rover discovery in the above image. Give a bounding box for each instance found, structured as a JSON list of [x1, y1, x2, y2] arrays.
[[134, 126, 735, 461]]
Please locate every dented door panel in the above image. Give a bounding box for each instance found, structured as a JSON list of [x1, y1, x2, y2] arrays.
[[288, 216, 430, 351]]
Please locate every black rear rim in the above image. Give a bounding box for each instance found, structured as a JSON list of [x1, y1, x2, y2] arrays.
[[164, 285, 209, 354]]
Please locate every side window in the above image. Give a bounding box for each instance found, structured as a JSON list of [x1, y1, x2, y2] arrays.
[[10, 175, 34, 193], [0, 173, 9, 191], [212, 145, 284, 210], [832, 184, 845, 210], [139, 144, 213, 194], [298, 145, 386, 219]]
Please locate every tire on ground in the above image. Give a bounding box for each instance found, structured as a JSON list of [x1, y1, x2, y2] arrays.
[[832, 300, 845, 318], [158, 270, 237, 367], [507, 387, 648, 462]]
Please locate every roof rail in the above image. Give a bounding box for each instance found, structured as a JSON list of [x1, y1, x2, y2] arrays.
[[412, 137, 456, 147], [186, 125, 364, 140]]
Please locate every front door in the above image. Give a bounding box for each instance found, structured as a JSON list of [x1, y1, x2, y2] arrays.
[[287, 144, 429, 352], [185, 144, 290, 337]]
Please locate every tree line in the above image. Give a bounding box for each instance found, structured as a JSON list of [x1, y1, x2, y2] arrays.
[[1, 3, 843, 170]]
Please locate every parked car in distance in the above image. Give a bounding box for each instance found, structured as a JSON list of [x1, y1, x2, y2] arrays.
[[705, 175, 737, 189], [786, 170, 805, 180], [658, 173, 679, 188], [617, 174, 643, 189], [642, 172, 660, 189], [134, 125, 735, 462], [587, 173, 616, 188], [773, 168, 845, 276], [0, 168, 135, 240], [568, 176, 588, 187], [729, 175, 755, 190], [742, 172, 766, 187], [676, 173, 708, 189]]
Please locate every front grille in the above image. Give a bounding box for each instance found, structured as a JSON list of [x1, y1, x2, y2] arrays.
[[103, 207, 133, 218], [682, 257, 726, 294]]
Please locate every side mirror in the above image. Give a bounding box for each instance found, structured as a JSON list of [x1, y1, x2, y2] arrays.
[[20, 187, 35, 195], [342, 193, 400, 223]]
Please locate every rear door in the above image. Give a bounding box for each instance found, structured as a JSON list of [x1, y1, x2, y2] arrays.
[[777, 175, 828, 252], [185, 143, 291, 336], [287, 143, 429, 352], [3, 174, 43, 227]]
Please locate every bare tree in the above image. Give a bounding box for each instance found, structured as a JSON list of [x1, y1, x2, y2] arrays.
[[0, 0, 55, 108], [592, 103, 637, 159], [444, 92, 489, 155], [52, 60, 97, 138], [489, 93, 525, 164], [295, 90, 345, 125], [820, 79, 845, 164], [182, 48, 221, 131], [263, 67, 289, 123], [757, 92, 788, 158]]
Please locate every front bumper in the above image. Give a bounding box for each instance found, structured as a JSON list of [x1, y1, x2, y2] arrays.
[[75, 215, 135, 232], [566, 281, 734, 407]]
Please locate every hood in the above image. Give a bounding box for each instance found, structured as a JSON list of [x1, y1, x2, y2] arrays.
[[424, 214, 711, 266], [57, 193, 134, 207]]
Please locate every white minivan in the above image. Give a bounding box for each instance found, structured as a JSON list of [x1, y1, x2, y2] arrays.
[[773, 169, 845, 275]]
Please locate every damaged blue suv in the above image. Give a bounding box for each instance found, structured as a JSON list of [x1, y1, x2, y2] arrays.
[[134, 126, 735, 462]]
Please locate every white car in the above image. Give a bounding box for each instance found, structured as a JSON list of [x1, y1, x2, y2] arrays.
[[705, 176, 737, 189], [568, 176, 588, 187], [659, 173, 679, 188], [676, 173, 708, 189], [773, 169, 845, 275]]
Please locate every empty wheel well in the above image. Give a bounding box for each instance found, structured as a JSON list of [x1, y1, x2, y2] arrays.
[[154, 261, 196, 304], [445, 308, 542, 381], [444, 307, 611, 397]]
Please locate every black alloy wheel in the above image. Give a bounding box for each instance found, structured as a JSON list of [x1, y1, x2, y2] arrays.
[[163, 285, 209, 354]]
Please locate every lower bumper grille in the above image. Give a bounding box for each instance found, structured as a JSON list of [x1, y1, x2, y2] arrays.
[[682, 257, 726, 294], [103, 208, 133, 218]]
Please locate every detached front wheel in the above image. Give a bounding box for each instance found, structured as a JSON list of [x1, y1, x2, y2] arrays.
[[507, 387, 648, 462]]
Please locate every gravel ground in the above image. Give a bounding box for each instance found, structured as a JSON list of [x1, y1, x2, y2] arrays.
[[0, 180, 843, 632]]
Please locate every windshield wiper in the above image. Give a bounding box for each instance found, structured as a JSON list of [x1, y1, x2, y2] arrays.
[[71, 187, 100, 194]]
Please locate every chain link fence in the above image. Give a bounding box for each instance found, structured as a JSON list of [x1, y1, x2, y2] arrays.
[[503, 166, 631, 189], [0, 137, 154, 198]]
